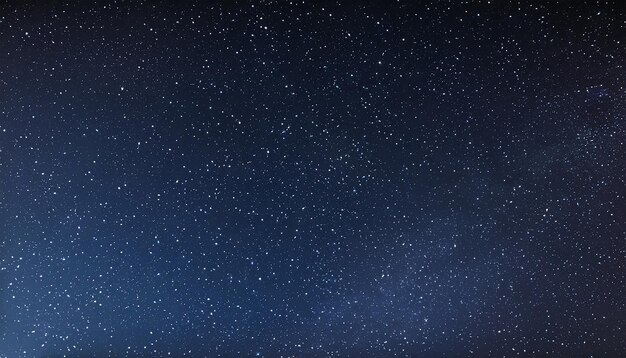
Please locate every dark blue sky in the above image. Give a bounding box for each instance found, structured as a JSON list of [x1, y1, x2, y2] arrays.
[[0, 1, 625, 357]]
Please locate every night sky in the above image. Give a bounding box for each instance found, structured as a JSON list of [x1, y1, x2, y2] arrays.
[[0, 1, 625, 357]]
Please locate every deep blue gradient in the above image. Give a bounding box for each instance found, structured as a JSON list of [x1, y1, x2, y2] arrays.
[[0, 1, 625, 357]]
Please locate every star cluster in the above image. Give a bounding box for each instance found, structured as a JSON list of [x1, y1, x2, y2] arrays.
[[0, 1, 624, 357]]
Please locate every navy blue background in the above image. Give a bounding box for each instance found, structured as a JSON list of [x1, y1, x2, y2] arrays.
[[0, 1, 624, 356]]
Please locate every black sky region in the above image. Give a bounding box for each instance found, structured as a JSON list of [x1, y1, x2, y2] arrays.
[[0, 1, 625, 357]]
